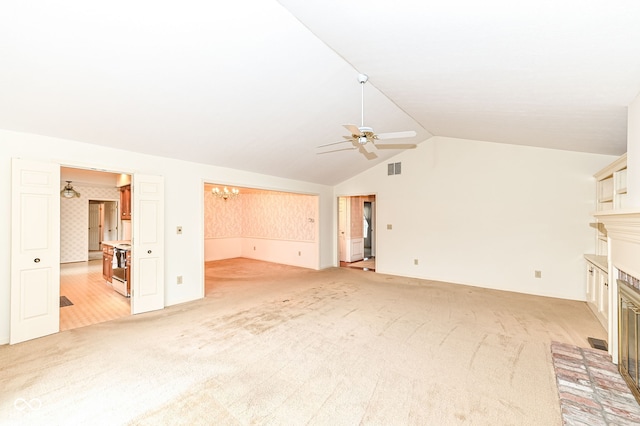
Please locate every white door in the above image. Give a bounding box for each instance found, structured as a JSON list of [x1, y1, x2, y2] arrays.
[[338, 197, 347, 262], [104, 201, 118, 241], [88, 203, 100, 250], [10, 159, 60, 344], [370, 200, 376, 257], [131, 174, 165, 314]]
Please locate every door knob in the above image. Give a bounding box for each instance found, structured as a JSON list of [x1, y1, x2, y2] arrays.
[[34, 258, 40, 263], [147, 250, 152, 254]]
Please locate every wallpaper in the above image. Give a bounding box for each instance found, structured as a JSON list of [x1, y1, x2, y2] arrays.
[[204, 188, 317, 242], [60, 184, 120, 263], [350, 196, 364, 239]]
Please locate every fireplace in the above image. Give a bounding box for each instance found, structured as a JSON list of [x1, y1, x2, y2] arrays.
[[594, 210, 640, 404], [618, 271, 640, 403]]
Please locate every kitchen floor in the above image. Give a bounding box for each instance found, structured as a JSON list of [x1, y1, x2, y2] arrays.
[[60, 260, 130, 331]]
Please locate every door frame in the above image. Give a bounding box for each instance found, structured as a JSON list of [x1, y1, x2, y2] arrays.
[[336, 193, 377, 266], [11, 159, 167, 343]]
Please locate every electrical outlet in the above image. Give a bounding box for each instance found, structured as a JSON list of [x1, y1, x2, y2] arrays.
[[535, 270, 542, 278], [414, 259, 419, 265], [253, 246, 256, 251], [387, 224, 393, 230], [177, 275, 183, 284], [298, 251, 301, 256]]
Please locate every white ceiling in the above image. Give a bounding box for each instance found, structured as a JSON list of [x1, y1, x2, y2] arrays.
[[2, 1, 639, 185]]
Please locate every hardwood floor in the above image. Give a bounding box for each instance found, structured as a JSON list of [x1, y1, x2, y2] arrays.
[[59, 260, 130, 331]]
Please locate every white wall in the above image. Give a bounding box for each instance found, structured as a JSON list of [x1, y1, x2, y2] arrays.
[[335, 136, 617, 300], [0, 129, 335, 344], [628, 91, 640, 208]]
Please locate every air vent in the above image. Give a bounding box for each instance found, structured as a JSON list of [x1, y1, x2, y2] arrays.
[[387, 162, 402, 175]]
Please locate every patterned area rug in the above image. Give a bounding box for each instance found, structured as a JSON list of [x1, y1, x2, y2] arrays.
[[60, 296, 73, 307]]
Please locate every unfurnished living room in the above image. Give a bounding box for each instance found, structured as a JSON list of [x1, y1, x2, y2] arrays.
[[3, 1, 640, 425]]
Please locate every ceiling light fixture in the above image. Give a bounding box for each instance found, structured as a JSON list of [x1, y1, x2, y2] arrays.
[[60, 181, 81, 198], [211, 186, 239, 200]]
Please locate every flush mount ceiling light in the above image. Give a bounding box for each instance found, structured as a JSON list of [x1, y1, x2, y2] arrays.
[[60, 181, 81, 198], [211, 186, 239, 200]]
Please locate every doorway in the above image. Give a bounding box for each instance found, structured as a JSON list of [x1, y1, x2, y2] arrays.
[[89, 200, 118, 260], [338, 194, 376, 271], [11, 159, 165, 343], [59, 167, 131, 331]]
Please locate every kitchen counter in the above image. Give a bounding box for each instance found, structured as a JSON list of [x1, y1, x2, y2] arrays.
[[102, 240, 131, 250]]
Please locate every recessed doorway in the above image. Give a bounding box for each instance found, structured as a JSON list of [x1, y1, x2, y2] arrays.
[[338, 194, 376, 271]]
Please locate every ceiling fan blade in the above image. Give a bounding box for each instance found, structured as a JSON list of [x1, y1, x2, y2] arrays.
[[358, 145, 378, 160], [374, 143, 418, 150], [317, 140, 353, 148], [343, 124, 361, 136], [376, 130, 417, 140], [316, 146, 358, 155]]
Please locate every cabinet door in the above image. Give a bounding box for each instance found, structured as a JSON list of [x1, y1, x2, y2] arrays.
[[102, 251, 110, 281], [586, 263, 595, 303], [599, 271, 609, 322], [120, 185, 131, 220]]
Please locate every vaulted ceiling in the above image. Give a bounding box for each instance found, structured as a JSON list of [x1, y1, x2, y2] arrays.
[[2, 1, 639, 185]]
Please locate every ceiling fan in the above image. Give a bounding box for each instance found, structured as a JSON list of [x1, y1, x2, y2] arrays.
[[317, 73, 417, 160]]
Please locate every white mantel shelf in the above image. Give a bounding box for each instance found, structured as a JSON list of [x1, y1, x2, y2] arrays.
[[594, 210, 640, 243]]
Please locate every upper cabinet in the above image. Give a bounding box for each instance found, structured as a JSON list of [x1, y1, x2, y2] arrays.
[[595, 153, 628, 212], [120, 184, 131, 220], [593, 153, 627, 256]]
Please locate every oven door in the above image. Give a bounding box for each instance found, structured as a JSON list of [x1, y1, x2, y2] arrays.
[[111, 249, 129, 296]]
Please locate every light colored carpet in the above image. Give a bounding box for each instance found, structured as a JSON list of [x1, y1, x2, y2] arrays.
[[1, 258, 607, 425]]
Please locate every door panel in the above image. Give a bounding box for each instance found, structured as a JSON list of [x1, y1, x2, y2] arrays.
[[88, 203, 100, 250], [131, 174, 164, 314], [338, 197, 347, 262], [11, 159, 60, 344]]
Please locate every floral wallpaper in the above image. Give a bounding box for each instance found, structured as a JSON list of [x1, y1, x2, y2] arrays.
[[60, 183, 120, 263], [204, 187, 317, 242]]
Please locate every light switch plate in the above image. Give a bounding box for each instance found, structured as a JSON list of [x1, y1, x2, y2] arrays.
[[177, 226, 183, 235]]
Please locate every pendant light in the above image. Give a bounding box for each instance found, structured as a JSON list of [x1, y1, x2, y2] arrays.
[[60, 181, 81, 198]]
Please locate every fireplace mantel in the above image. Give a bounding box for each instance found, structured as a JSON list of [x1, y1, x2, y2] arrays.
[[594, 210, 640, 246], [592, 209, 640, 363]]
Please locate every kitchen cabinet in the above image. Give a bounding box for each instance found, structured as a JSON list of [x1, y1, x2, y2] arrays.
[[120, 184, 131, 220], [102, 245, 113, 282]]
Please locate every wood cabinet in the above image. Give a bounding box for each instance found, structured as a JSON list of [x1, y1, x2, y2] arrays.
[[120, 185, 131, 220], [102, 245, 113, 282]]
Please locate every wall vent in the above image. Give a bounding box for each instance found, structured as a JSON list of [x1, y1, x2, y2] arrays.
[[387, 162, 402, 175]]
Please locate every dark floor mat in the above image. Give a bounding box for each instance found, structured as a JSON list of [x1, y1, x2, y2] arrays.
[[60, 296, 73, 308]]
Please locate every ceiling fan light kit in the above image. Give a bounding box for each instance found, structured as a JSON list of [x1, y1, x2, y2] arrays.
[[317, 73, 417, 159]]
